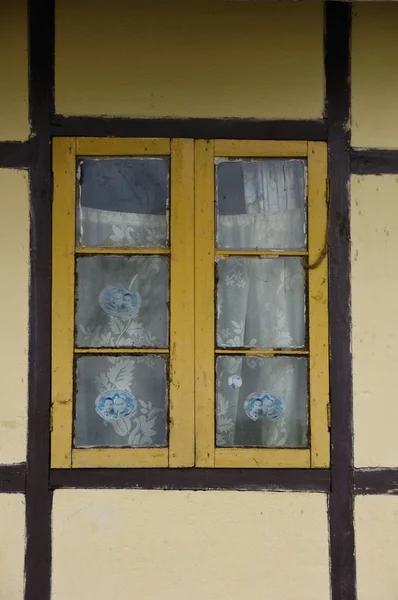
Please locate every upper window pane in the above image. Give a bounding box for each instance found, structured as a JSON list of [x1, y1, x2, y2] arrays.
[[77, 157, 169, 248], [216, 158, 307, 250]]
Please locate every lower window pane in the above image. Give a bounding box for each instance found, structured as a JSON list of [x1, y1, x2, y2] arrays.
[[74, 355, 168, 448], [216, 356, 308, 448]]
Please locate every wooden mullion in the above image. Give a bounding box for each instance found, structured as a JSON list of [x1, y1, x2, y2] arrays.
[[194, 140, 216, 467], [168, 139, 195, 467]]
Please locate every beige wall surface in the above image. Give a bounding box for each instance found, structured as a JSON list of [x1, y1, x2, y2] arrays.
[[0, 170, 29, 464], [356, 495, 398, 600], [351, 175, 398, 467], [52, 489, 330, 600], [352, 3, 398, 149], [0, 0, 29, 141], [55, 0, 324, 119], [0, 494, 25, 599]]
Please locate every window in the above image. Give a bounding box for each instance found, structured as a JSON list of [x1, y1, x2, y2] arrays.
[[51, 138, 329, 469]]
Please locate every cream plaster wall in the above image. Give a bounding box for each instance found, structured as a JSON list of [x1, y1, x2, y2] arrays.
[[351, 175, 398, 467], [52, 489, 330, 600], [0, 170, 29, 464], [0, 0, 29, 141], [356, 495, 398, 600], [352, 3, 398, 149], [0, 494, 25, 599], [55, 0, 324, 119]]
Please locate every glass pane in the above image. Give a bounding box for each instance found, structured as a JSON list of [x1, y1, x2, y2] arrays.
[[76, 255, 169, 348], [216, 158, 306, 250], [216, 257, 306, 349], [74, 355, 168, 448], [216, 356, 308, 448], [77, 158, 169, 248]]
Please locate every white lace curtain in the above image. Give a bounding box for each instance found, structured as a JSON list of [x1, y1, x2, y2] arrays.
[[79, 159, 308, 449], [78, 206, 167, 248], [216, 160, 307, 448]]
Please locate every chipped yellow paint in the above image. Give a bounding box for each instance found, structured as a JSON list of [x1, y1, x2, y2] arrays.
[[215, 448, 311, 469], [76, 137, 171, 156], [214, 140, 308, 158], [307, 142, 330, 468], [72, 448, 168, 468], [194, 140, 215, 467], [169, 139, 195, 467], [51, 138, 76, 468]]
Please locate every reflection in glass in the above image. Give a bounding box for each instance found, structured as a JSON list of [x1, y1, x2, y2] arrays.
[[74, 355, 168, 448], [216, 159, 306, 250], [76, 255, 169, 348], [216, 356, 308, 448], [216, 257, 306, 349], [77, 158, 169, 248]]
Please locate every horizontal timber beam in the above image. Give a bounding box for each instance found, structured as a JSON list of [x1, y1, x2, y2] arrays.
[[351, 149, 398, 174], [355, 469, 398, 494], [50, 468, 331, 492], [0, 465, 26, 493], [51, 115, 327, 141], [0, 141, 30, 169]]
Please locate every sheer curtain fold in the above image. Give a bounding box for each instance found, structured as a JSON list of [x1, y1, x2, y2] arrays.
[[79, 206, 168, 248], [217, 159, 306, 250]]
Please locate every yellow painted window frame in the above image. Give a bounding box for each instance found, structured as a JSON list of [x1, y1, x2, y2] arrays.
[[52, 137, 329, 469], [52, 137, 195, 468], [195, 140, 329, 469]]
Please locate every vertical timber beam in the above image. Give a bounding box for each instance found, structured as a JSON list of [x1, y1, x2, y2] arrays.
[[25, 0, 54, 598], [325, 3, 356, 599]]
